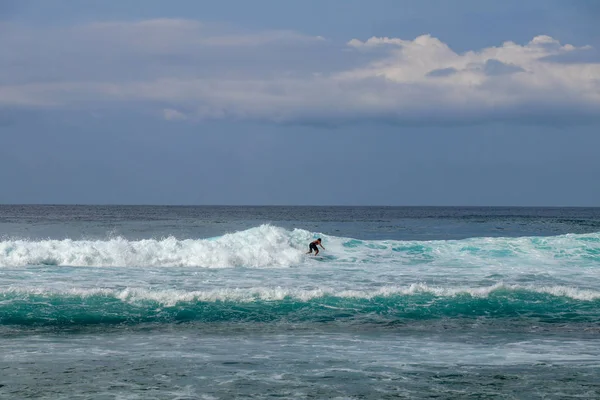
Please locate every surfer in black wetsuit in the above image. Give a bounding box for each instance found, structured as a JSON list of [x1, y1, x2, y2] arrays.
[[307, 238, 325, 256]]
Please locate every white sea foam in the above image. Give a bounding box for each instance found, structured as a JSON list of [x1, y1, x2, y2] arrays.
[[3, 283, 599, 306], [0, 225, 312, 268], [0, 225, 598, 268]]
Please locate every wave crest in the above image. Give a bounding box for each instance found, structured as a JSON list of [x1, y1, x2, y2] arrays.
[[0, 225, 311, 268], [2, 284, 599, 327], [1, 225, 599, 268]]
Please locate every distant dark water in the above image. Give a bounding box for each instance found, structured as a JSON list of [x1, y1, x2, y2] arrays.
[[2, 205, 600, 240]]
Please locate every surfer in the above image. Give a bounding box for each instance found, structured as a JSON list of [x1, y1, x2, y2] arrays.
[[307, 238, 325, 256]]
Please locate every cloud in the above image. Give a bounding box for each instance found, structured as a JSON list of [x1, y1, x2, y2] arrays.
[[80, 19, 323, 51], [162, 108, 187, 121], [426, 68, 458, 77], [481, 59, 525, 76], [0, 20, 599, 125], [541, 46, 600, 64], [427, 60, 524, 77]]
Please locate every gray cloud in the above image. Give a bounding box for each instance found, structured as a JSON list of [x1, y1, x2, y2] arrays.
[[482, 59, 525, 76], [426, 67, 458, 77], [541, 47, 600, 64], [0, 21, 599, 125]]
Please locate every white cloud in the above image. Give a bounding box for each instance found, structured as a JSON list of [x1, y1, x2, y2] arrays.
[[0, 20, 599, 124], [162, 108, 187, 121]]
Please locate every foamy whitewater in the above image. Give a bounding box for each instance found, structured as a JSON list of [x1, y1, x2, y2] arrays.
[[1, 206, 599, 398]]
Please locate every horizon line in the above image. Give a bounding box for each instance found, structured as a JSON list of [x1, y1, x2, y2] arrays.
[[0, 204, 598, 208]]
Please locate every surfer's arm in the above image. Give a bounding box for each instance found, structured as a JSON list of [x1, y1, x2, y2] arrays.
[[319, 244, 325, 249]]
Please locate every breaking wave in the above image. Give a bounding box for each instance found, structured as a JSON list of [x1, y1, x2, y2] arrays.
[[1, 225, 599, 268], [2, 284, 599, 326]]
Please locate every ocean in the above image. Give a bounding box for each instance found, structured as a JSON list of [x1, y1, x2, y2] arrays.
[[1, 205, 599, 399]]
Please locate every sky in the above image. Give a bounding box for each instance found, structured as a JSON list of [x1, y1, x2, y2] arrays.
[[1, 0, 599, 206]]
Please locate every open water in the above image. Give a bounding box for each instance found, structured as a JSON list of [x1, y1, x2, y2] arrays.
[[1, 206, 599, 399]]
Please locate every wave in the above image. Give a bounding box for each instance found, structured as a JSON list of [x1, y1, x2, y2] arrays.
[[2, 284, 599, 326], [1, 225, 599, 268], [0, 225, 310, 268]]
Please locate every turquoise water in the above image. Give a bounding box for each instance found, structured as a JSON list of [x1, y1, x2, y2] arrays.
[[1, 206, 600, 398]]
